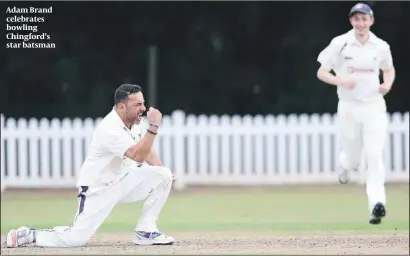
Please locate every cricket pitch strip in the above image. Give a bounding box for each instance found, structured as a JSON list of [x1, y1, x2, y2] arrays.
[[1, 230, 409, 255]]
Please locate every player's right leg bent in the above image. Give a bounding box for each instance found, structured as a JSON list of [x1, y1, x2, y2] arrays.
[[337, 101, 363, 184], [6, 185, 122, 248], [120, 165, 174, 245]]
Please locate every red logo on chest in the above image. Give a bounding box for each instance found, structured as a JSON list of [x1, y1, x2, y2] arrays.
[[348, 67, 375, 73]]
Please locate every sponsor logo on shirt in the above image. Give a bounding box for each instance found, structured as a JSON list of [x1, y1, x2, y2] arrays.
[[347, 67, 375, 73]]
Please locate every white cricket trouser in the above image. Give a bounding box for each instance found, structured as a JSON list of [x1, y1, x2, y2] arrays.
[[34, 165, 173, 247], [337, 97, 388, 214]]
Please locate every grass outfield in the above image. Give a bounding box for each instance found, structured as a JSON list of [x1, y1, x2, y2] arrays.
[[1, 184, 409, 235]]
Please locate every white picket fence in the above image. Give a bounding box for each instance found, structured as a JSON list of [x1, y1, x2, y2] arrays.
[[1, 111, 409, 191]]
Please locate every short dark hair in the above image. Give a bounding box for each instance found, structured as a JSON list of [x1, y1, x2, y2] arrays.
[[114, 84, 142, 105]]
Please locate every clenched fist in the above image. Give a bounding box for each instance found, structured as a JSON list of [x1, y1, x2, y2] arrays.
[[146, 107, 162, 124]]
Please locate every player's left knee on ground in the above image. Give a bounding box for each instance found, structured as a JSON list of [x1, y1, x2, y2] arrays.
[[36, 226, 95, 248], [67, 235, 91, 247]]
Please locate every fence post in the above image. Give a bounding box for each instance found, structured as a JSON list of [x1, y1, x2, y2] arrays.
[[1, 114, 6, 193], [171, 110, 186, 190]]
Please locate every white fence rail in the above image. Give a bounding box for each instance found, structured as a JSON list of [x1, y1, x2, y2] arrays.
[[1, 111, 409, 191]]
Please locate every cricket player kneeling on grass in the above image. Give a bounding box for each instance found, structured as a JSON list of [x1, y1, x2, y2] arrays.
[[316, 3, 395, 225], [6, 84, 176, 248]]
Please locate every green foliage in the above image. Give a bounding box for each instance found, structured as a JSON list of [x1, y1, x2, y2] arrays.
[[2, 2, 408, 118]]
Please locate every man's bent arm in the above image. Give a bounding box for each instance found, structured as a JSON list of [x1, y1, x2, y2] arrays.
[[145, 149, 163, 166], [317, 67, 341, 87], [124, 127, 159, 163], [382, 66, 395, 88]]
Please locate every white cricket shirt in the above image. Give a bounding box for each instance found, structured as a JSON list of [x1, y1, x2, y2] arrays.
[[317, 29, 393, 102], [76, 107, 147, 187]]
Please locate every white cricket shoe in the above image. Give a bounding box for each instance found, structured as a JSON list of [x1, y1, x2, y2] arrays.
[[134, 231, 175, 245], [6, 226, 36, 248]]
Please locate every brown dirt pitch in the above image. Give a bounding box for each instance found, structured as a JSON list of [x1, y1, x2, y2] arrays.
[[1, 230, 409, 255]]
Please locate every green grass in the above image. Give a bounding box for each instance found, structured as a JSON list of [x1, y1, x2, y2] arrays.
[[1, 184, 408, 235]]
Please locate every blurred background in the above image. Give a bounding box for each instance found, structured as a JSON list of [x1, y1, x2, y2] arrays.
[[0, 1, 409, 239], [1, 1, 409, 119]]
